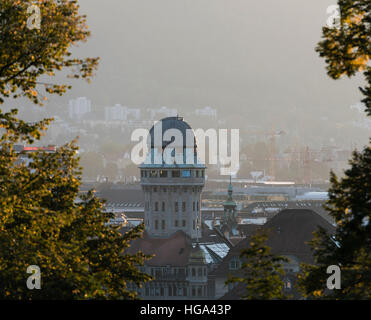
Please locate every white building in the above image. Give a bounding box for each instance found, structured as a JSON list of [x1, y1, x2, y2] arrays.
[[104, 104, 141, 121], [195, 106, 217, 118], [68, 97, 91, 120], [149, 106, 177, 120]]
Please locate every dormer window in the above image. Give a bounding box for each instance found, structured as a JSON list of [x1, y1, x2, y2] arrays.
[[229, 256, 241, 270]]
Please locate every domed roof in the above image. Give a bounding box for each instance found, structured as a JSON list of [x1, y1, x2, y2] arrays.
[[149, 116, 196, 149], [189, 243, 206, 265]]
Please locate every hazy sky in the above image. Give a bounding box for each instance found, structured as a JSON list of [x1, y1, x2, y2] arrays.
[[11, 0, 370, 148], [68, 1, 364, 112]]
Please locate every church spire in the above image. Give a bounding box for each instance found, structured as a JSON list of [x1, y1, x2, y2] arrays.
[[227, 175, 233, 201]]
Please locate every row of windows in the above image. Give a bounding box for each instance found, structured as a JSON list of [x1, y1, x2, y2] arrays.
[[152, 219, 199, 230], [173, 220, 187, 228], [144, 286, 206, 297], [154, 220, 167, 230], [141, 169, 204, 178], [151, 201, 199, 212], [150, 267, 206, 278], [153, 219, 186, 229], [148, 186, 201, 193], [191, 267, 207, 277]]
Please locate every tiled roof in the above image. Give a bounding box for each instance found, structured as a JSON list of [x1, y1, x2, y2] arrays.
[[219, 272, 301, 300], [127, 230, 193, 267], [210, 209, 335, 277]]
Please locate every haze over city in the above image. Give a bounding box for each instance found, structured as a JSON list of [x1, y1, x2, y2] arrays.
[[3, 0, 370, 153], [1, 0, 370, 306]]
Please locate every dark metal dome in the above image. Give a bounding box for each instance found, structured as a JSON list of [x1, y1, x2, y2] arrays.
[[149, 116, 196, 149]]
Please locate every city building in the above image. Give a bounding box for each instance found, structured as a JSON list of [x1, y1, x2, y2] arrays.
[[15, 145, 57, 166], [68, 97, 91, 120], [104, 104, 141, 121], [194, 106, 217, 118], [139, 116, 206, 239], [219, 177, 241, 242], [149, 107, 177, 120], [209, 209, 335, 299], [127, 116, 230, 299]]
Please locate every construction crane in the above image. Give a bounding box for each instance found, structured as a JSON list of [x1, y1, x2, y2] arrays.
[[241, 127, 286, 181]]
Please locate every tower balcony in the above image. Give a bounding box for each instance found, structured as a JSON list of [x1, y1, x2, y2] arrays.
[[140, 176, 205, 186]]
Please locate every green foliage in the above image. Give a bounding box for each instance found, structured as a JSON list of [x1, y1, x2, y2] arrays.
[[298, 146, 371, 299], [0, 0, 99, 105], [226, 231, 289, 300], [0, 112, 152, 299], [298, 0, 371, 299], [0, 2, 151, 299], [316, 0, 370, 114]]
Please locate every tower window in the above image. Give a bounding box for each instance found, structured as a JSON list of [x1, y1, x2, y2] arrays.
[[162, 220, 166, 230], [150, 170, 158, 177], [172, 170, 180, 177], [193, 201, 195, 211], [155, 202, 159, 211], [160, 170, 168, 178], [155, 220, 159, 230], [182, 170, 191, 177], [175, 202, 179, 212], [162, 202, 165, 211], [182, 220, 186, 227], [182, 202, 186, 212]]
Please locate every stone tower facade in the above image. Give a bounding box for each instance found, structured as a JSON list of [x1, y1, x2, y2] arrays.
[[139, 117, 206, 239]]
